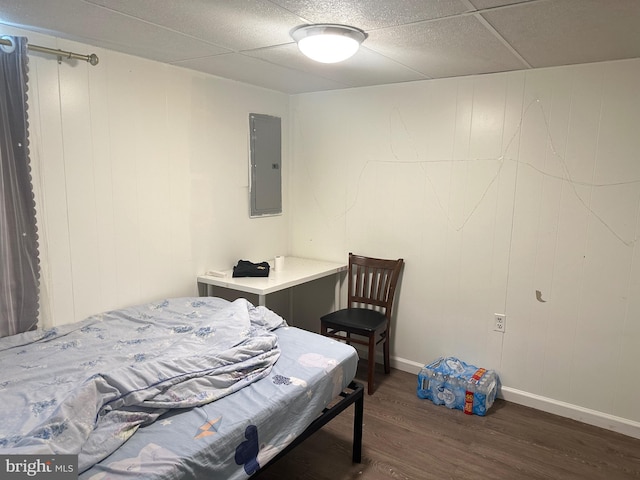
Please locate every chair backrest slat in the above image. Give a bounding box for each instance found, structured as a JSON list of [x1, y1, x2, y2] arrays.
[[347, 253, 404, 319]]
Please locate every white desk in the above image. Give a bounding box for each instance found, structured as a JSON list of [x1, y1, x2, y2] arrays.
[[197, 257, 347, 314]]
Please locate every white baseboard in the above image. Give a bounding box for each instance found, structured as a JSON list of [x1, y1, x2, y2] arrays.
[[499, 386, 640, 440], [387, 354, 640, 440]]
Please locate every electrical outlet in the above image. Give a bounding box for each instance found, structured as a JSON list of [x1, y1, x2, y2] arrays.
[[494, 314, 506, 333]]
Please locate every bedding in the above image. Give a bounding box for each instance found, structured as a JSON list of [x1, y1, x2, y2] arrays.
[[0, 297, 360, 479]]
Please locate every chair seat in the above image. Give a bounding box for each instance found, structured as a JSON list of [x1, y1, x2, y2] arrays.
[[321, 308, 386, 332]]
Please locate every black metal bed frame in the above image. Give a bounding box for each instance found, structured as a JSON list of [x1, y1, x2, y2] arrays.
[[259, 380, 364, 471]]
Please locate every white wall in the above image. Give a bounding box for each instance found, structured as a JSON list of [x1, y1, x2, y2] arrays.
[[290, 59, 640, 434], [2, 25, 290, 326]]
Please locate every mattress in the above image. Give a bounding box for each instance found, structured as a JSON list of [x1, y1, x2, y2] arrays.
[[76, 300, 359, 479]]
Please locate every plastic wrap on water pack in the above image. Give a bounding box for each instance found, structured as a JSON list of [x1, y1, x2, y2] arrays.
[[417, 356, 499, 416]]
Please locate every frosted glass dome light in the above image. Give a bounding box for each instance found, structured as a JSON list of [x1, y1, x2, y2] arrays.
[[291, 24, 366, 64]]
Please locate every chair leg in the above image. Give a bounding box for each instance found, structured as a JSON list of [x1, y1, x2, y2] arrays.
[[383, 332, 390, 374], [367, 334, 376, 395]]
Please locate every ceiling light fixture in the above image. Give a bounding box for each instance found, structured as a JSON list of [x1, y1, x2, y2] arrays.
[[291, 24, 366, 64]]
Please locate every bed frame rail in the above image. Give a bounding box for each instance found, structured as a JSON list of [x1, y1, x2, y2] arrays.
[[260, 380, 364, 471]]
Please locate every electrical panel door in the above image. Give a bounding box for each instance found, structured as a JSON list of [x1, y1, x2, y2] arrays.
[[249, 113, 281, 217]]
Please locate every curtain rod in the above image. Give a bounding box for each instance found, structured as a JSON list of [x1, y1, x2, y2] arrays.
[[0, 37, 99, 66]]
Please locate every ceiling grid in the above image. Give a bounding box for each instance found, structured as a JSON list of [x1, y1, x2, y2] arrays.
[[0, 0, 638, 93]]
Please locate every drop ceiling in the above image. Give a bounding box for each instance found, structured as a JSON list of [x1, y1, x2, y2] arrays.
[[0, 0, 639, 94]]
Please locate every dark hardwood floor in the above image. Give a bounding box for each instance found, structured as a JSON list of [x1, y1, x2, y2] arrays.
[[256, 363, 640, 480]]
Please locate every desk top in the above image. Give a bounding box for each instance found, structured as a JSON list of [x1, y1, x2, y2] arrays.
[[197, 256, 347, 296]]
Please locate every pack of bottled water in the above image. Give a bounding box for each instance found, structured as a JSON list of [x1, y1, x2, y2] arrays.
[[417, 356, 499, 416]]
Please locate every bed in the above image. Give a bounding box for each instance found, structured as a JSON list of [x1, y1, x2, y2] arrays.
[[0, 297, 363, 479]]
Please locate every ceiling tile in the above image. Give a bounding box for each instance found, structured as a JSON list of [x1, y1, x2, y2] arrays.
[[172, 53, 348, 94], [365, 14, 528, 78], [468, 0, 535, 9], [270, 0, 472, 30], [482, 0, 640, 67], [0, 0, 229, 62], [246, 43, 428, 88], [87, 0, 304, 51]]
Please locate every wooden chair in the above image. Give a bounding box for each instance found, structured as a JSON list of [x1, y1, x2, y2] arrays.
[[321, 253, 404, 395]]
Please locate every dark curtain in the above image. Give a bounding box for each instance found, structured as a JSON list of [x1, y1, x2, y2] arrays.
[[0, 36, 39, 337]]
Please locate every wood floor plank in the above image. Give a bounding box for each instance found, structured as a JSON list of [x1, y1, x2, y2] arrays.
[[255, 364, 640, 480]]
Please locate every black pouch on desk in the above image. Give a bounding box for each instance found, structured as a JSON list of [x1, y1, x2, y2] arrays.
[[232, 260, 270, 277]]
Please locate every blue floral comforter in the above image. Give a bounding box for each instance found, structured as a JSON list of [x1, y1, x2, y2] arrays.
[[0, 297, 285, 473]]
